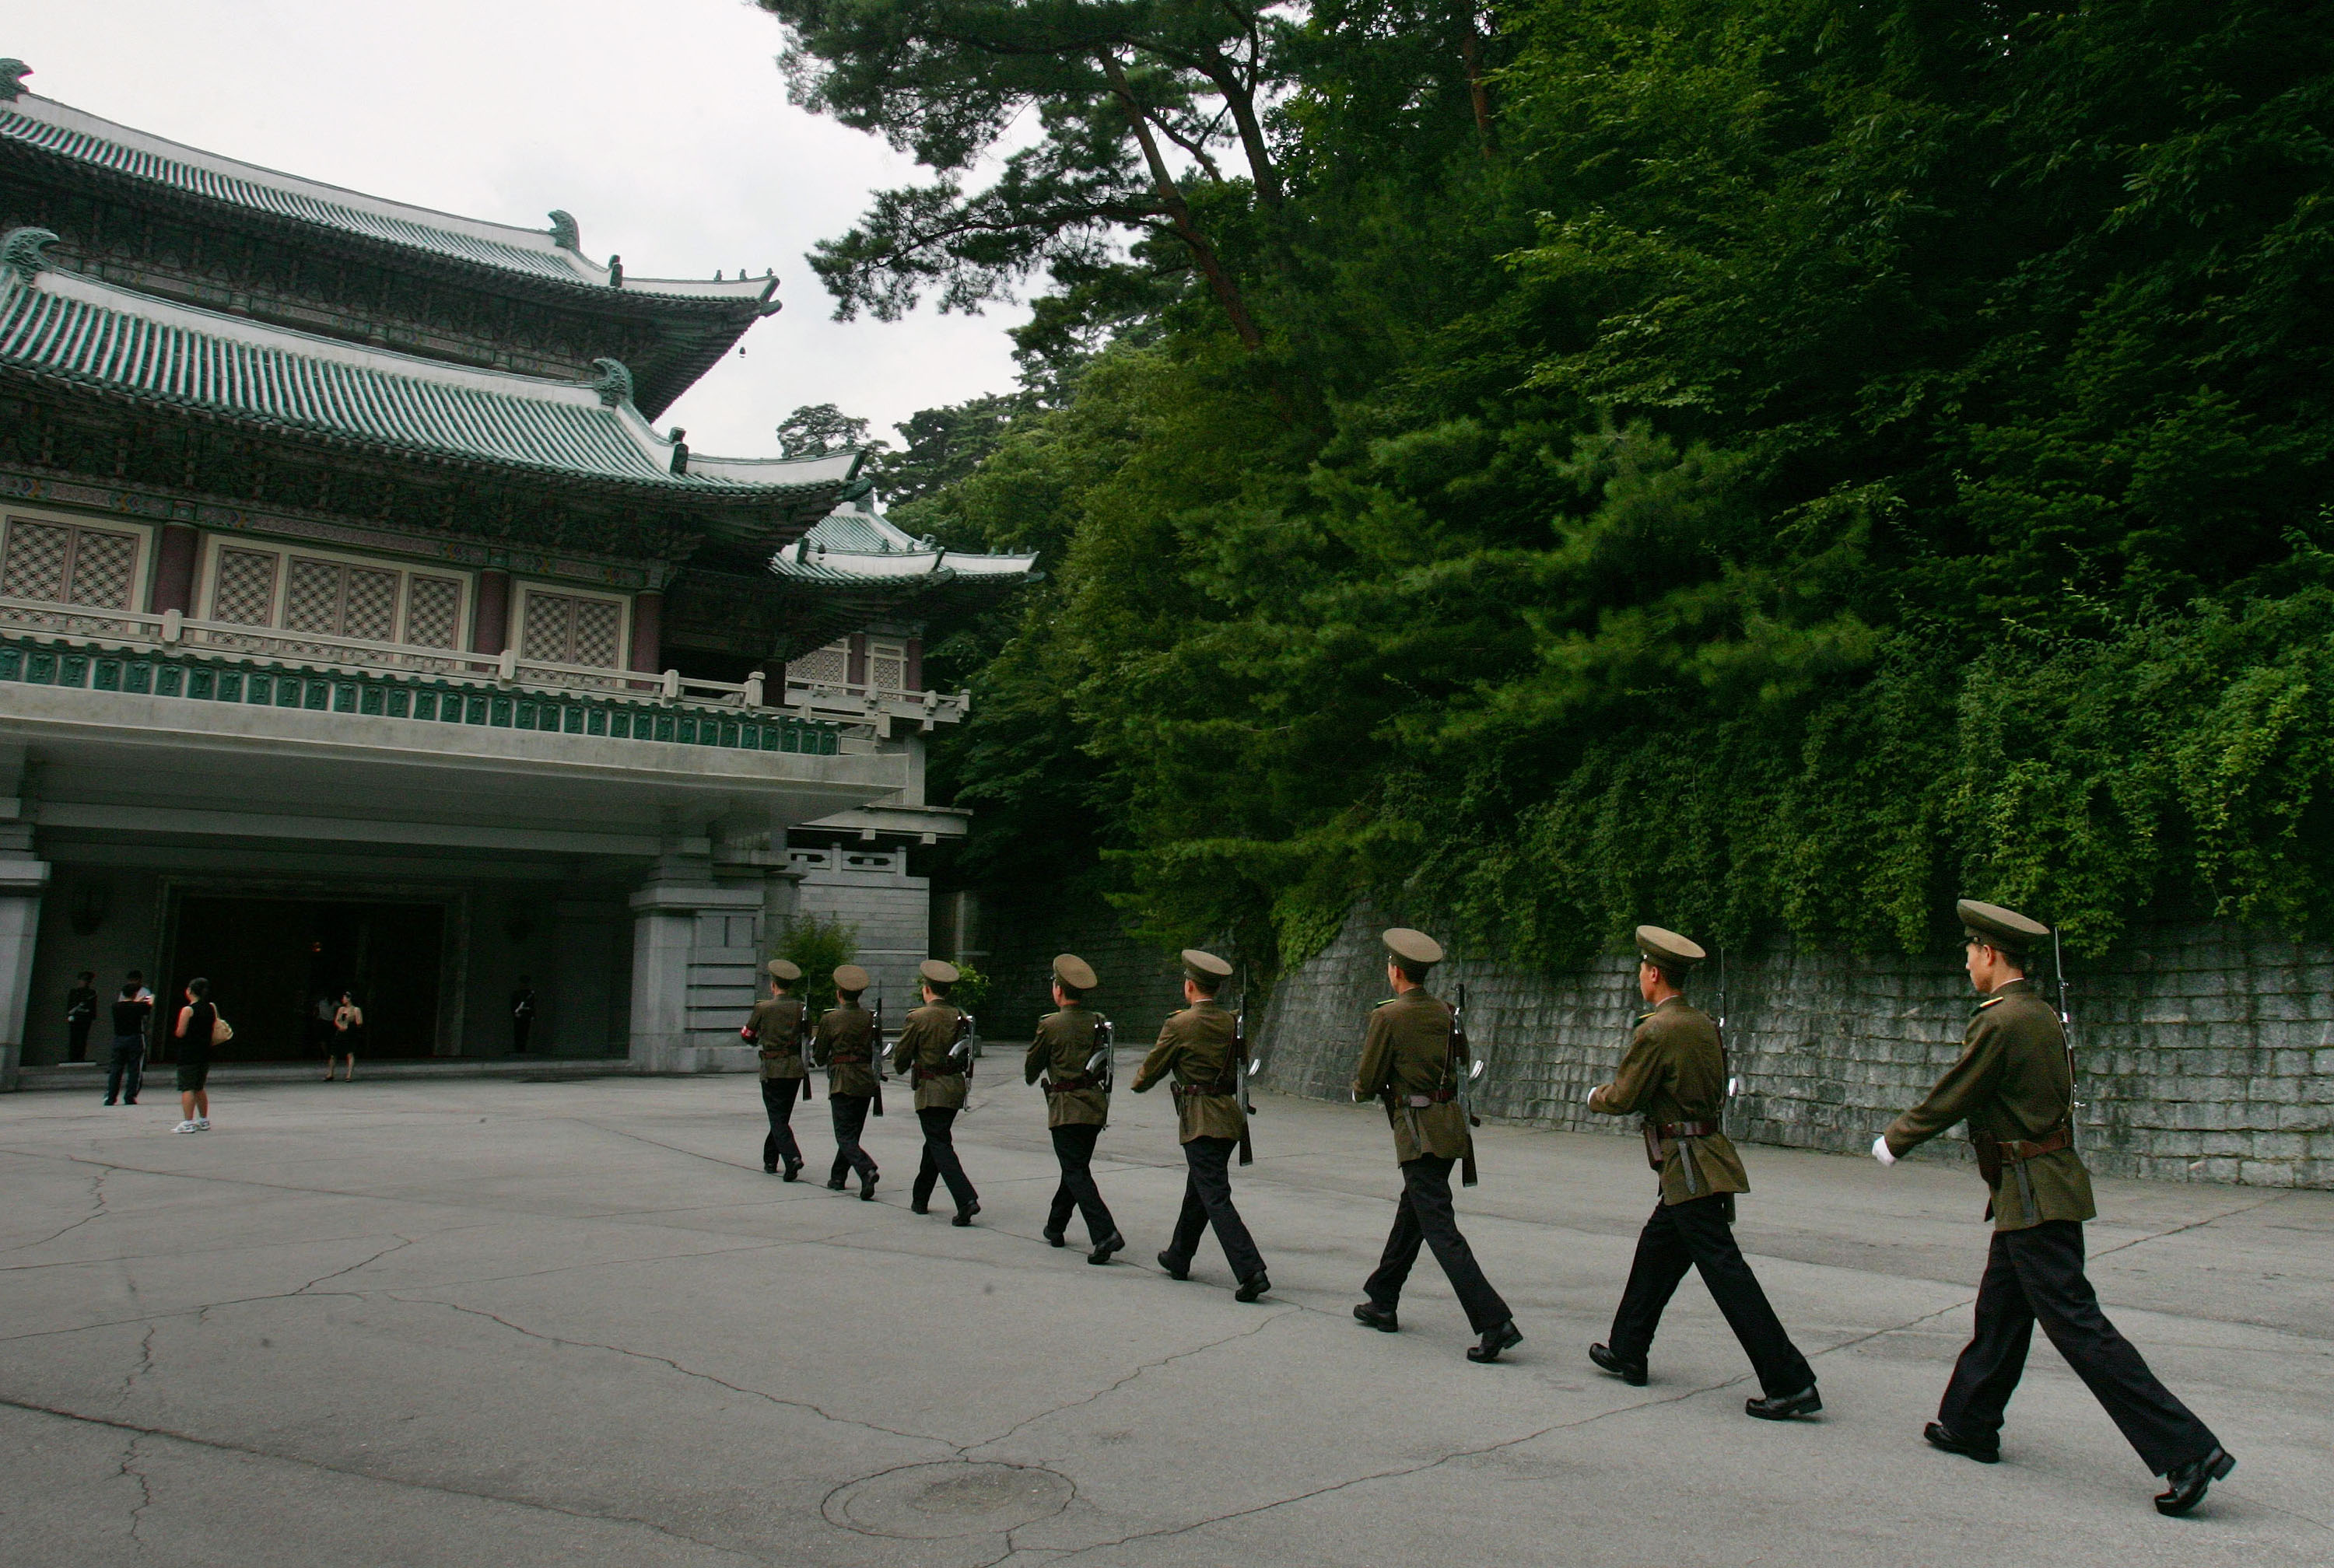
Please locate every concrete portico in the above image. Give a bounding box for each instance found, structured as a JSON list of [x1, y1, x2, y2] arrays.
[[0, 1078, 2325, 1566]]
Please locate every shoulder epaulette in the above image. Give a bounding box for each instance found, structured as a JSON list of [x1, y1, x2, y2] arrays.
[[1976, 996, 2006, 1010]]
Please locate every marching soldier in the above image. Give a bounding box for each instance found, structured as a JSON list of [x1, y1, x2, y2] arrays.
[[743, 958, 809, 1179], [812, 963, 881, 1200], [1133, 949, 1270, 1301], [1587, 926, 1821, 1420], [1350, 929, 1521, 1362], [1877, 900, 2235, 1515], [892, 959, 982, 1225], [1025, 953, 1125, 1264]]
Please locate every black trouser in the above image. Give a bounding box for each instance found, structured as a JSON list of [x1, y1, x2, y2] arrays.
[[1047, 1123, 1118, 1244], [1164, 1136, 1265, 1282], [512, 1017, 532, 1052], [828, 1094, 878, 1185], [1939, 1220, 2220, 1474], [1610, 1192, 1814, 1398], [760, 1076, 804, 1170], [104, 1037, 144, 1103], [911, 1106, 979, 1213], [1365, 1153, 1511, 1332], [68, 1017, 93, 1063]]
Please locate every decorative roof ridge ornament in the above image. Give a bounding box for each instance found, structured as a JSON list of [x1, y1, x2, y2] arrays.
[[585, 357, 635, 408], [1, 226, 58, 285], [0, 61, 28, 103], [608, 254, 623, 289], [547, 210, 581, 250]]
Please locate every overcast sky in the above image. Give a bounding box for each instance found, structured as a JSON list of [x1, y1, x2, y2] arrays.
[[9, 1, 1029, 457]]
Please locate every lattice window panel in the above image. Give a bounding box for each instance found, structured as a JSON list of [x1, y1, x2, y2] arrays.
[[212, 548, 279, 625], [520, 591, 624, 668], [404, 576, 461, 649], [65, 530, 137, 609], [868, 639, 907, 692], [1, 521, 70, 602], [787, 641, 850, 685], [1, 520, 139, 609], [520, 592, 573, 663], [342, 567, 399, 642], [283, 558, 342, 634]]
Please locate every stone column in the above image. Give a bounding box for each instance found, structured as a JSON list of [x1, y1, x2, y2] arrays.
[[472, 569, 512, 655], [147, 523, 199, 615], [627, 847, 763, 1073], [0, 822, 51, 1092]]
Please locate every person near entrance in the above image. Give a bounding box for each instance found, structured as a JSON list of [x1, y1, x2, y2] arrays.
[[328, 991, 363, 1081], [744, 959, 809, 1178], [813, 964, 881, 1199], [1025, 953, 1124, 1265], [892, 959, 981, 1225], [1351, 928, 1522, 1363], [65, 971, 97, 1063], [511, 977, 538, 1053], [1587, 926, 1820, 1421], [1134, 949, 1270, 1302], [172, 978, 219, 1132], [103, 982, 152, 1105], [1876, 899, 2236, 1517]]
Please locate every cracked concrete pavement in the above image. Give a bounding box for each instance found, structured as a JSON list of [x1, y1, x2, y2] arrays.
[[1, 1066, 2328, 1566]]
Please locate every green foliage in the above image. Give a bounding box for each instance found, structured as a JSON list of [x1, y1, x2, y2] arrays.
[[798, 0, 2334, 970], [946, 961, 994, 1021], [778, 915, 858, 1006]]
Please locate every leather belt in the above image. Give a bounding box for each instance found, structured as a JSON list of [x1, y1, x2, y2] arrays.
[[1045, 1075, 1095, 1094], [1172, 1082, 1235, 1100], [1975, 1125, 2072, 1163], [1654, 1119, 1721, 1139], [1404, 1090, 1458, 1108]]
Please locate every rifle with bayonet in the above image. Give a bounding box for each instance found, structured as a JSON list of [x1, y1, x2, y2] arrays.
[[1232, 969, 1255, 1166], [797, 998, 815, 1102], [868, 992, 885, 1117], [2052, 928, 2081, 1152], [1085, 1016, 1115, 1093], [1451, 982, 1484, 1187]]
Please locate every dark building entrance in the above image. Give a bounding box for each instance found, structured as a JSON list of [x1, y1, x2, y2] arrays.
[[167, 898, 447, 1061]]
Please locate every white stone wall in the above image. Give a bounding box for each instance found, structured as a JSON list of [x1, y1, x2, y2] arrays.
[[790, 845, 929, 1015]]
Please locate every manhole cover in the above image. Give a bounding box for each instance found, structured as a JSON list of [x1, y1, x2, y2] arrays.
[[826, 1461, 1074, 1539]]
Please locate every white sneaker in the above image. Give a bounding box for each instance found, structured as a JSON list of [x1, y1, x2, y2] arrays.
[[173, 1121, 198, 1133], [194, 1118, 212, 1131]]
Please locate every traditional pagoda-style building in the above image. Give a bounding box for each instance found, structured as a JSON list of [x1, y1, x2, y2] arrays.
[[0, 60, 1034, 1080]]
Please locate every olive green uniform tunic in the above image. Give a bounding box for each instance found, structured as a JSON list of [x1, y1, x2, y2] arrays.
[[813, 1002, 880, 1098], [1588, 996, 1749, 1204], [1884, 978, 2096, 1230], [1132, 999, 1247, 1143], [1025, 1003, 1109, 1129], [1351, 989, 1471, 1164], [749, 996, 808, 1082], [891, 1002, 969, 1111]]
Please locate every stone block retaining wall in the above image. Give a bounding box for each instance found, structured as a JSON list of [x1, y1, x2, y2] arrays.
[[1253, 909, 2334, 1189]]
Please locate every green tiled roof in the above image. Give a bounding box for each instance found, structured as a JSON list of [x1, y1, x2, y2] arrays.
[[0, 264, 860, 499], [0, 90, 779, 308]]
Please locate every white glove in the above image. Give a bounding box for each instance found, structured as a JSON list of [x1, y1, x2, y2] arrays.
[[1872, 1134, 1897, 1167]]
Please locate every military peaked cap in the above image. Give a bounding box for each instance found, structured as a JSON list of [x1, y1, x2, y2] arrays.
[[767, 958, 802, 982], [1382, 928, 1445, 968], [1181, 948, 1234, 983], [1635, 926, 1708, 971], [918, 958, 961, 986], [1957, 899, 2049, 956], [832, 964, 871, 993], [1053, 953, 1099, 991]]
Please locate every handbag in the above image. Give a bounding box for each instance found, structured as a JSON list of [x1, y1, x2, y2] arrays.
[[211, 1015, 234, 1044]]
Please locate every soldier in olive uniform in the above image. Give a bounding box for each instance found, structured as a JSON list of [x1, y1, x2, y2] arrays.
[[1877, 900, 2234, 1515], [744, 958, 809, 1179], [1025, 953, 1125, 1264], [892, 958, 982, 1225], [1133, 949, 1270, 1301], [1351, 929, 1522, 1362], [813, 963, 881, 1200], [1588, 926, 1820, 1419]]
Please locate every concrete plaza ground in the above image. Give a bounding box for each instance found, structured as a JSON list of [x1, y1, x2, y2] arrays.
[[2, 1067, 2328, 1567]]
